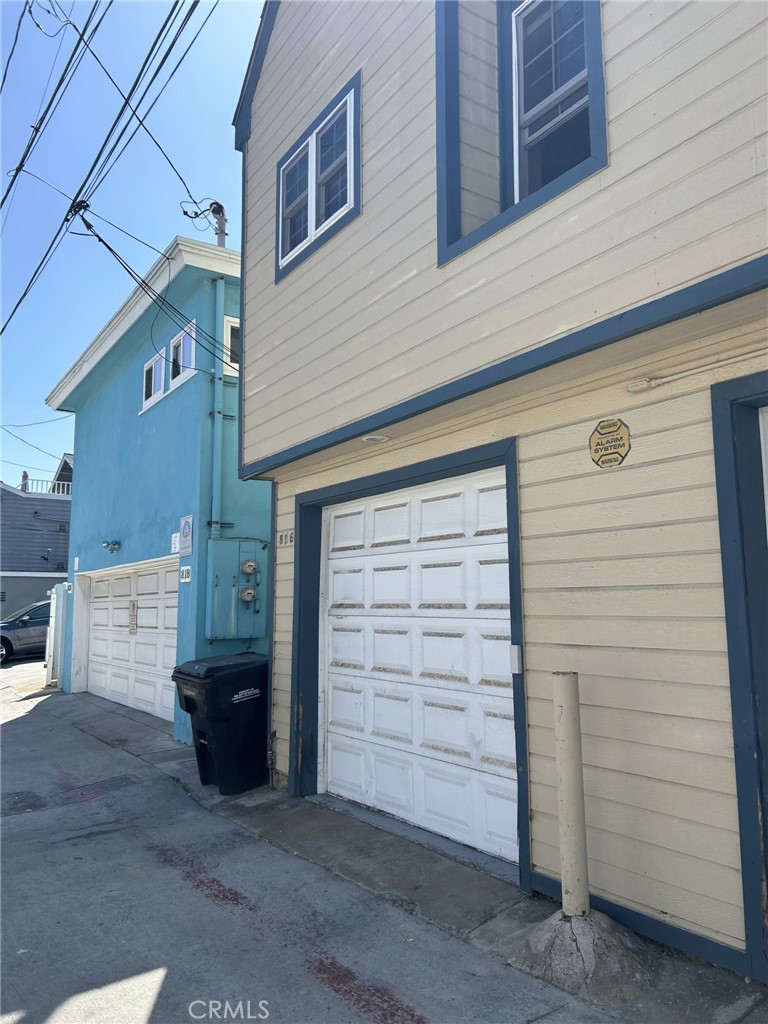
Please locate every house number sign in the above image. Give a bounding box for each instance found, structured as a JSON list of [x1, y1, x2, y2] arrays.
[[277, 530, 294, 547], [128, 600, 138, 635], [589, 418, 631, 469]]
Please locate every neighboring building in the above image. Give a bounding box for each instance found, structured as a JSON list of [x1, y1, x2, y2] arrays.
[[46, 237, 271, 743], [233, 1, 768, 981], [0, 458, 73, 612]]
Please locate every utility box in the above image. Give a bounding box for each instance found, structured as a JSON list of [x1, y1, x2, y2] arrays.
[[205, 538, 267, 640]]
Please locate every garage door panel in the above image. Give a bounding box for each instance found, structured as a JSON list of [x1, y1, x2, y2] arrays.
[[137, 571, 161, 595], [86, 559, 178, 723], [328, 737, 367, 797], [113, 576, 132, 598], [164, 568, 179, 593], [159, 681, 177, 718], [111, 639, 131, 663], [112, 605, 130, 627], [328, 619, 513, 691], [328, 672, 517, 779], [371, 689, 412, 743], [371, 750, 415, 814], [137, 605, 159, 629], [323, 468, 518, 862], [329, 682, 365, 732], [163, 603, 178, 630]]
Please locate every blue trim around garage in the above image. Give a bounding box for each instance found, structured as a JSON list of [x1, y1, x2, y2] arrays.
[[241, 255, 768, 479], [711, 370, 768, 984], [287, 439, 532, 883], [234, 0, 280, 151], [274, 71, 362, 284], [238, 139, 247, 480], [531, 870, 757, 978], [437, 0, 608, 266]]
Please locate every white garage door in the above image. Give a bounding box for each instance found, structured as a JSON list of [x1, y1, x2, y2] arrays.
[[87, 559, 179, 722], [321, 468, 519, 862]]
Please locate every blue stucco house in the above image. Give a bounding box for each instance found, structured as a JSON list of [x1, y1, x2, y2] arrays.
[[46, 236, 271, 743]]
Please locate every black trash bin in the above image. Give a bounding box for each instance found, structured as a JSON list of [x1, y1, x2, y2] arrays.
[[172, 653, 268, 796]]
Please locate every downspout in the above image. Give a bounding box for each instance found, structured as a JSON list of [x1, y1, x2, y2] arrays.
[[211, 276, 225, 540]]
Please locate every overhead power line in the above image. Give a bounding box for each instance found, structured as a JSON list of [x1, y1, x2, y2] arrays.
[[1, 0, 108, 209], [1, 458, 61, 473], [0, 1, 29, 95], [54, 0, 206, 214], [1, 426, 60, 459], [2, 413, 74, 427], [1, 2, 221, 332], [77, 216, 237, 372], [86, 0, 220, 203]]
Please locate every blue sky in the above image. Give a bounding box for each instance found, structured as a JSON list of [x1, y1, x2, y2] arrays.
[[0, 0, 263, 485]]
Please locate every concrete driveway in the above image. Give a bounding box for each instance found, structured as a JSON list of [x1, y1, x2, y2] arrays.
[[2, 661, 766, 1024]]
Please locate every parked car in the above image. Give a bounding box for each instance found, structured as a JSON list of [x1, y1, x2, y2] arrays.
[[0, 600, 51, 665]]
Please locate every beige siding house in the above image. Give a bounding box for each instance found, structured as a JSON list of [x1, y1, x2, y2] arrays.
[[234, 0, 768, 980]]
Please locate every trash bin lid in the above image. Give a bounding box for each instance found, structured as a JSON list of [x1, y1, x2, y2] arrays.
[[173, 652, 268, 683]]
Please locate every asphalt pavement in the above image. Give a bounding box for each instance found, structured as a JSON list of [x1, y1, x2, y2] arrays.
[[2, 659, 766, 1024]]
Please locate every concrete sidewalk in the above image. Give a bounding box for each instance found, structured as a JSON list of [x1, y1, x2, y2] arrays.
[[2, 660, 766, 1024]]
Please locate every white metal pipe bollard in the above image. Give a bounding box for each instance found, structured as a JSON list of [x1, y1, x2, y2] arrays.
[[552, 671, 590, 917]]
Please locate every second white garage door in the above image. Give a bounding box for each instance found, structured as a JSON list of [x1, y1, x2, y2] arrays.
[[320, 468, 519, 862], [87, 558, 179, 722]]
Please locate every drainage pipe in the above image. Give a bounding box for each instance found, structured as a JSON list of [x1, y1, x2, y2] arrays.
[[552, 670, 590, 917], [211, 276, 225, 540]]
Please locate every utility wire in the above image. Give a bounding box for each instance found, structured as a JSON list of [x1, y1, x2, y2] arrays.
[[54, 0, 206, 215], [1, 0, 106, 208], [78, 217, 237, 370], [1, 427, 60, 459], [1, 458, 62, 473], [3, 414, 74, 427], [78, 0, 187, 200], [0, 2, 29, 94], [87, 0, 220, 203], [1, 0, 76, 234], [2, 3, 187, 334], [0, 222, 70, 333]]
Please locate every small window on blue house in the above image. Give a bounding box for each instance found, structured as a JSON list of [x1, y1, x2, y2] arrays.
[[142, 352, 164, 411], [170, 323, 195, 389], [276, 72, 362, 280]]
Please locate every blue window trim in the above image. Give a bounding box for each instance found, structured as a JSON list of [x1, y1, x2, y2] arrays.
[[240, 256, 768, 479], [435, 0, 608, 267], [274, 71, 362, 283], [711, 370, 768, 984]]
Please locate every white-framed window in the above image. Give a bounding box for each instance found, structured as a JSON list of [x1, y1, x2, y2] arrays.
[[512, 0, 591, 203], [142, 351, 164, 410], [169, 322, 196, 389], [277, 77, 359, 273], [223, 315, 240, 373]]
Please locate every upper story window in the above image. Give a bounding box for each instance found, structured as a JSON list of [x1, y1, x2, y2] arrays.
[[511, 0, 590, 202], [142, 352, 164, 410], [275, 71, 362, 281], [436, 1, 607, 265], [170, 323, 195, 388], [223, 316, 240, 372]]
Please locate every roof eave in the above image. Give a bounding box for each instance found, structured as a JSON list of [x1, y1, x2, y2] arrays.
[[46, 236, 241, 411]]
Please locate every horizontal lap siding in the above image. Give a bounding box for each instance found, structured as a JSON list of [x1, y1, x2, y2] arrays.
[[268, 325, 767, 947], [241, 0, 767, 465]]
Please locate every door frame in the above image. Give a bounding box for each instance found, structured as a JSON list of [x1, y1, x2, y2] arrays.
[[287, 439, 529, 874], [711, 369, 768, 983]]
